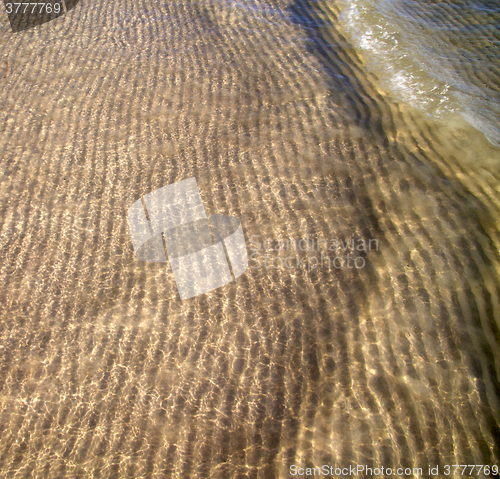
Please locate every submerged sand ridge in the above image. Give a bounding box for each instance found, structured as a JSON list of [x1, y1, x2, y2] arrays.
[[0, 0, 499, 477]]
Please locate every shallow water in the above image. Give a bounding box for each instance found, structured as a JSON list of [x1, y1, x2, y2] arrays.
[[0, 0, 499, 477], [337, 0, 500, 146]]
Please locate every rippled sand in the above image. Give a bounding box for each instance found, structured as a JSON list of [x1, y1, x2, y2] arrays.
[[0, 0, 499, 477]]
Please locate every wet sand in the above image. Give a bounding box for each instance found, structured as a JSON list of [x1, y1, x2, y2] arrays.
[[0, 0, 499, 477]]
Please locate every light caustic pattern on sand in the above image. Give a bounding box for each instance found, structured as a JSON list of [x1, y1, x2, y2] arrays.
[[0, 0, 499, 477]]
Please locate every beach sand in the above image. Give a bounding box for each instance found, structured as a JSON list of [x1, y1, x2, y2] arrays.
[[0, 0, 499, 477]]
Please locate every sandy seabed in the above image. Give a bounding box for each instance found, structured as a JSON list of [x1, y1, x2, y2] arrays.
[[0, 0, 499, 477]]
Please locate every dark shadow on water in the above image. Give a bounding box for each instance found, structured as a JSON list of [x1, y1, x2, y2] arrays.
[[286, 0, 378, 129], [3, 0, 80, 32]]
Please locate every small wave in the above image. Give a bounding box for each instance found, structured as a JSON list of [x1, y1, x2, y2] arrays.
[[336, 0, 500, 146]]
